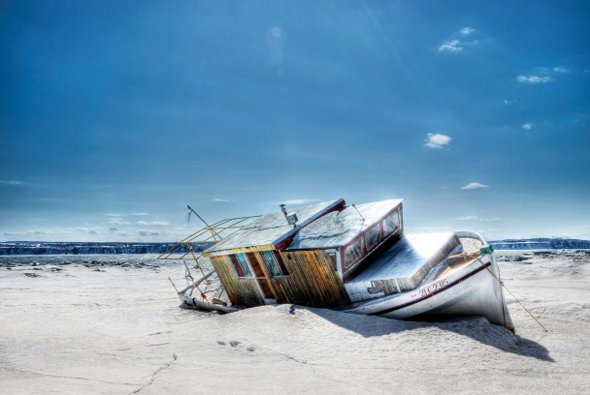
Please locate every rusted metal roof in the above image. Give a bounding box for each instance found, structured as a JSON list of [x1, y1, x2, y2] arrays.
[[287, 199, 403, 250], [205, 199, 345, 255]]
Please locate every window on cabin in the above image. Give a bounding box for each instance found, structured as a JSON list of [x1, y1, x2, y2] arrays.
[[230, 253, 253, 278], [365, 224, 381, 251], [261, 251, 283, 276], [328, 252, 337, 271], [273, 251, 290, 275], [228, 255, 244, 277], [344, 237, 364, 268], [383, 210, 400, 236]]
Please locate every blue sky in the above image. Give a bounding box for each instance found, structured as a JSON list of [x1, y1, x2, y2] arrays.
[[1, 0, 589, 242]]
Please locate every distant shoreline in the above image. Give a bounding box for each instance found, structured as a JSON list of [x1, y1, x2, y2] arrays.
[[0, 241, 213, 255], [0, 238, 589, 255]]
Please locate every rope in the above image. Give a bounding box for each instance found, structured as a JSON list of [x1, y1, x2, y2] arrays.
[[476, 256, 548, 333]]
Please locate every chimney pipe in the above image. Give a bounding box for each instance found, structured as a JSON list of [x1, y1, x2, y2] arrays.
[[280, 204, 298, 228]]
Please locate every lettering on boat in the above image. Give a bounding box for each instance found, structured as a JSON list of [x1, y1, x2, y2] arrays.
[[419, 278, 449, 298]]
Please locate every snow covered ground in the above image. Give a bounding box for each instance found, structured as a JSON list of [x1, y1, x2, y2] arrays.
[[0, 251, 589, 394]]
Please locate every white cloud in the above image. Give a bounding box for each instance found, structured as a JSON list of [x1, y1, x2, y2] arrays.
[[552, 67, 570, 74], [459, 27, 476, 36], [424, 133, 452, 149], [104, 213, 121, 218], [107, 220, 129, 226], [131, 212, 149, 216], [212, 198, 230, 203], [136, 220, 169, 227], [438, 39, 463, 53], [0, 180, 23, 186], [461, 182, 489, 190], [282, 199, 318, 205], [517, 74, 552, 84], [75, 227, 101, 234], [522, 123, 533, 130], [456, 216, 500, 221], [139, 230, 160, 236]]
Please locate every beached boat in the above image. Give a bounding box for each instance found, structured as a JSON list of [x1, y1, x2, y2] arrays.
[[165, 198, 514, 331]]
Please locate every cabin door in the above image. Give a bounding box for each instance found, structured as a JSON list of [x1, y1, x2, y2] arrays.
[[246, 252, 275, 301]]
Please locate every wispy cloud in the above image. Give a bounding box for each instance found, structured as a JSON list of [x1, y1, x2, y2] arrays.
[[139, 230, 160, 236], [282, 199, 318, 205], [104, 213, 122, 218], [522, 123, 533, 130], [438, 27, 480, 53], [517, 66, 571, 84], [0, 180, 23, 186], [438, 39, 463, 53], [212, 198, 230, 203], [107, 219, 130, 226], [517, 75, 552, 84], [461, 182, 489, 190], [424, 133, 452, 149], [131, 212, 149, 216], [503, 99, 514, 105], [456, 216, 500, 221], [136, 220, 169, 226], [459, 27, 476, 36]]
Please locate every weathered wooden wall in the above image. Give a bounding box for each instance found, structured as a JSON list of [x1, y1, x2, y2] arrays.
[[210, 256, 265, 307], [275, 250, 349, 307], [211, 250, 350, 308]]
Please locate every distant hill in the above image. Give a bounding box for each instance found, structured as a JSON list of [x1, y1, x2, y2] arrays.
[[0, 241, 213, 255], [490, 238, 590, 250]]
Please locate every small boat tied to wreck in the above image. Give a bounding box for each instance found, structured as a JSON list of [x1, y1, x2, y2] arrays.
[[160, 198, 515, 332]]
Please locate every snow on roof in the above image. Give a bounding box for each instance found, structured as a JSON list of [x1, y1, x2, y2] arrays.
[[287, 199, 403, 250], [205, 199, 345, 254]]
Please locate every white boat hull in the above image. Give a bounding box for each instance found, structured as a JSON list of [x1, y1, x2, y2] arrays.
[[345, 235, 514, 331]]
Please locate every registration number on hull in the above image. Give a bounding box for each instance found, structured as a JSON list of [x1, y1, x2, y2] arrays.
[[415, 278, 449, 299]]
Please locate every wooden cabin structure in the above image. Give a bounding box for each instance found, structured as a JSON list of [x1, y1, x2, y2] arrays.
[[202, 198, 404, 308]]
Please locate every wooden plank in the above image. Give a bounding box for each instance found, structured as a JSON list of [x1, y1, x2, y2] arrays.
[[210, 256, 264, 307], [213, 249, 350, 308]]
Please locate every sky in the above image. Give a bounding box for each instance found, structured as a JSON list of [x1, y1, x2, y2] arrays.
[[1, 0, 589, 242]]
